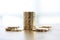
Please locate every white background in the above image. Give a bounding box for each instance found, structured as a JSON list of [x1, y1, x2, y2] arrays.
[[0, 0, 60, 29]]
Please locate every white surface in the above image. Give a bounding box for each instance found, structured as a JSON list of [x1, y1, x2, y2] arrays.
[[0, 24, 60, 40]]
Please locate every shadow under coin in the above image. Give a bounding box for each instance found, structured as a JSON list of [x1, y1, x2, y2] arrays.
[[24, 30, 35, 40]]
